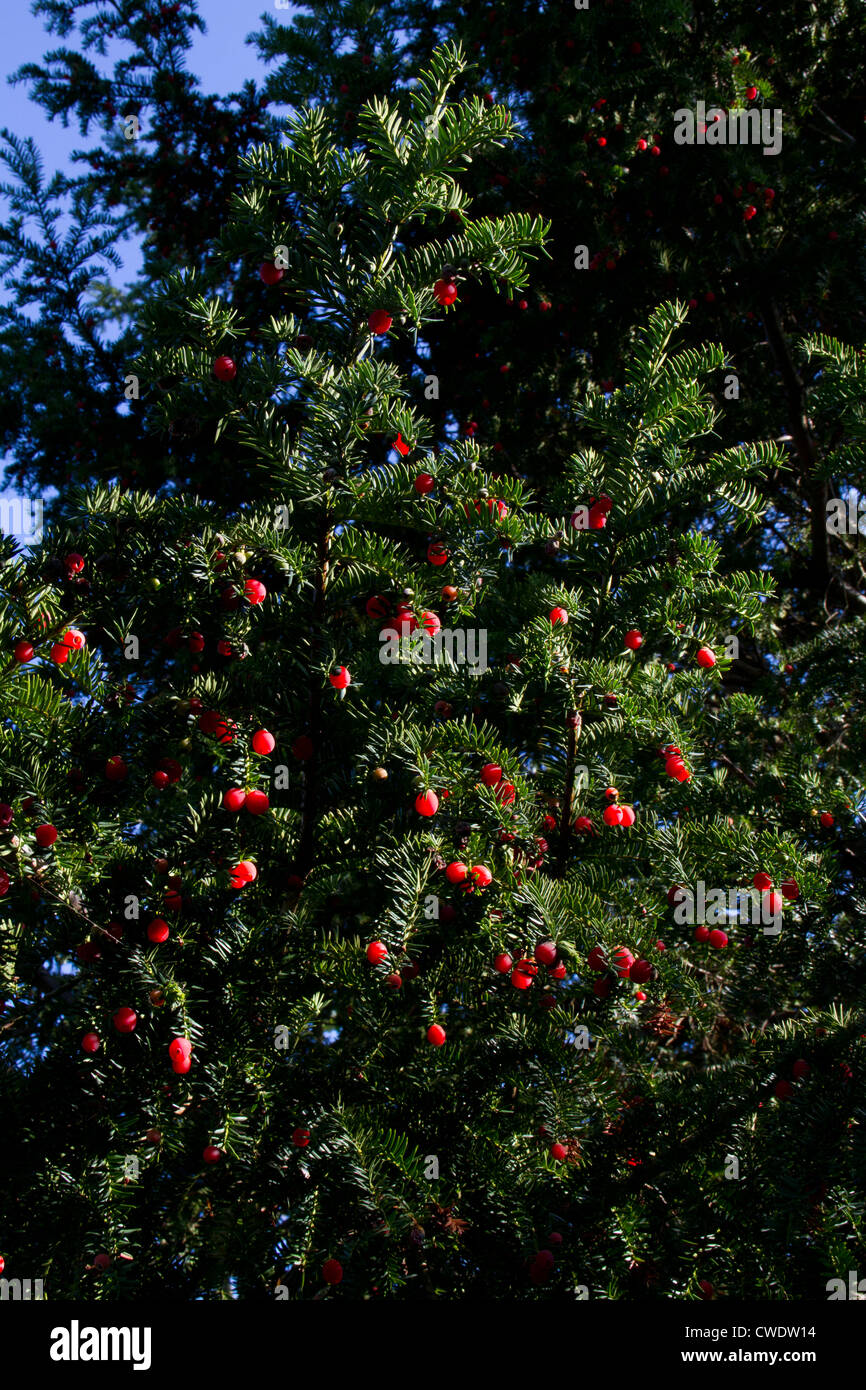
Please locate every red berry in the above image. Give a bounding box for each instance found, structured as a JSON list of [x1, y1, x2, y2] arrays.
[[292, 1127, 310, 1147], [259, 261, 284, 285], [169, 1037, 192, 1061], [322, 1258, 343, 1285], [481, 762, 503, 787], [113, 1007, 137, 1033], [229, 860, 257, 888], [105, 756, 127, 781], [587, 946, 607, 972], [696, 647, 716, 668], [414, 472, 435, 494], [512, 969, 533, 990], [781, 878, 799, 901], [13, 640, 34, 663], [708, 929, 728, 949], [63, 628, 85, 650], [629, 959, 652, 983], [529, 1249, 555, 1284], [792, 1059, 810, 1081], [753, 871, 773, 891], [65, 551, 85, 572], [152, 770, 170, 789], [250, 729, 275, 756], [549, 1142, 567, 1161], [593, 977, 611, 998], [494, 953, 513, 974], [415, 790, 439, 817], [34, 823, 57, 848], [433, 278, 459, 305], [202, 1145, 222, 1163], [612, 947, 634, 977], [385, 972, 402, 989], [549, 606, 568, 625], [470, 864, 492, 888], [368, 310, 392, 335], [746, 85, 758, 100], [329, 666, 351, 690], [819, 812, 834, 828], [366, 941, 388, 965], [213, 356, 237, 382], [619, 805, 636, 827], [573, 816, 593, 834], [223, 787, 246, 812], [694, 925, 710, 943], [427, 542, 448, 566], [427, 1023, 446, 1046], [245, 789, 270, 815], [244, 578, 266, 605], [549, 962, 567, 980], [365, 595, 390, 620], [81, 1032, 101, 1054], [147, 918, 169, 944], [534, 940, 557, 967], [624, 629, 643, 650], [445, 862, 469, 885], [603, 804, 624, 827]]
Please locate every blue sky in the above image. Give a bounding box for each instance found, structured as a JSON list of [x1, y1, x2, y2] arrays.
[[1, 1, 280, 173], [0, 1, 294, 510]]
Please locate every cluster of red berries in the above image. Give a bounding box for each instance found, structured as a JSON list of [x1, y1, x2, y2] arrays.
[[228, 860, 257, 889], [601, 787, 636, 828], [570, 493, 612, 529], [693, 925, 729, 948], [223, 787, 270, 815], [494, 940, 565, 1004], [426, 541, 449, 566], [660, 744, 691, 782], [221, 578, 266, 606], [480, 761, 516, 805], [587, 945, 653, 998], [364, 941, 424, 994], [774, 1058, 811, 1100], [197, 708, 238, 744], [169, 1037, 192, 1074], [14, 627, 85, 666], [444, 861, 493, 891]]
